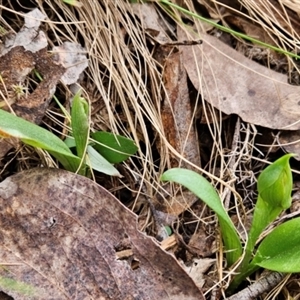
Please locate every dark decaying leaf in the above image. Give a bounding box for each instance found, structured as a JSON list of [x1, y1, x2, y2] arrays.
[[0, 168, 204, 300]]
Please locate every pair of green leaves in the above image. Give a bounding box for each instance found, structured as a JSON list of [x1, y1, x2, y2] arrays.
[[162, 154, 297, 292], [0, 92, 138, 177]]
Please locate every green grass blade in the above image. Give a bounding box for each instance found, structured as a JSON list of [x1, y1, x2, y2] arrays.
[[158, 0, 300, 60], [161, 168, 242, 266]]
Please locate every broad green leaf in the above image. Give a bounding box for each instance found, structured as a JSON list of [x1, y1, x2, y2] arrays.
[[64, 136, 76, 148], [229, 154, 294, 292], [244, 195, 282, 262], [161, 168, 242, 266], [91, 131, 138, 164], [0, 109, 80, 172], [87, 145, 121, 177], [257, 153, 294, 209], [71, 92, 89, 159], [252, 218, 300, 272]]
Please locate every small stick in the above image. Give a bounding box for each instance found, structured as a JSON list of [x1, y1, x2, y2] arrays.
[[227, 272, 285, 300]]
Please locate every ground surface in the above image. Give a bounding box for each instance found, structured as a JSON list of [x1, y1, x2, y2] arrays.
[[1, 1, 300, 299]]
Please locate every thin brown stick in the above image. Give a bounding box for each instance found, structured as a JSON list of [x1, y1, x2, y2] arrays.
[[227, 272, 285, 300]]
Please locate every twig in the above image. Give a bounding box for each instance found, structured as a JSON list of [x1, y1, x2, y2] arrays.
[[226, 272, 285, 300]]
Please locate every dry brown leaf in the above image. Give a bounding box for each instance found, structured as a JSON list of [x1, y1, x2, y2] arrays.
[[162, 50, 200, 169], [178, 27, 300, 130], [279, 130, 300, 160], [131, 3, 171, 44], [160, 50, 201, 215], [0, 168, 204, 300]]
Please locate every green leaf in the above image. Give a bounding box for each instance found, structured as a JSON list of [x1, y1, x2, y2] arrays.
[[91, 131, 138, 164], [161, 168, 242, 266], [257, 153, 294, 209], [229, 154, 294, 291], [252, 218, 300, 272], [246, 195, 282, 259], [87, 145, 121, 177], [71, 92, 89, 159], [0, 276, 36, 297], [164, 226, 172, 236], [61, 0, 83, 7], [64, 136, 76, 148], [0, 109, 80, 172]]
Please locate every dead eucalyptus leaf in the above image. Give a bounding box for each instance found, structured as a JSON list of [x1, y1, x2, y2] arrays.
[[0, 168, 204, 300], [178, 27, 300, 130], [162, 50, 200, 169]]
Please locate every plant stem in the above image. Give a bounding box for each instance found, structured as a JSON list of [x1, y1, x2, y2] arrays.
[[228, 262, 260, 294]]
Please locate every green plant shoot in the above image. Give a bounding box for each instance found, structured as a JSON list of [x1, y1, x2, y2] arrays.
[[161, 168, 242, 266], [71, 92, 89, 160], [229, 153, 295, 291], [162, 154, 298, 293], [0, 93, 137, 177]]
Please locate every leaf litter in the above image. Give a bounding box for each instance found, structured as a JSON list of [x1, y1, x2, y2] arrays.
[[1, 1, 300, 299]]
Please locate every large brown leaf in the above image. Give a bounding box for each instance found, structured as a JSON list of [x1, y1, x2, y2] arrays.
[[0, 168, 203, 299], [178, 27, 300, 130]]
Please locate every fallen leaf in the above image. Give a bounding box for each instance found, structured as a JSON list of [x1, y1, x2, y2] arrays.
[[53, 42, 88, 85], [160, 50, 201, 215], [162, 50, 200, 169], [182, 258, 215, 289], [178, 27, 300, 130], [0, 8, 47, 55], [0, 168, 204, 300], [278, 130, 300, 160], [131, 3, 171, 44]]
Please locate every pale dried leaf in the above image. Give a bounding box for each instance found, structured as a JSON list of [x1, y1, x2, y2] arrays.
[[131, 3, 171, 43], [53, 42, 88, 85], [0, 8, 47, 55], [178, 27, 300, 130], [182, 258, 215, 289]]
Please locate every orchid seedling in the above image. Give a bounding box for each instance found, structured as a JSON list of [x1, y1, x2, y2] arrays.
[[161, 154, 297, 293], [0, 91, 137, 177]]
